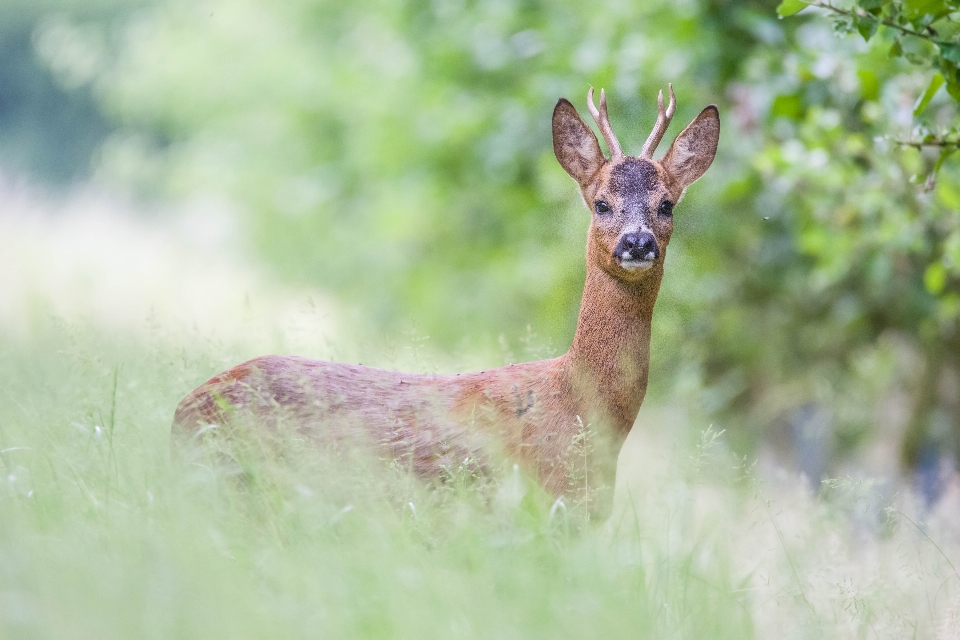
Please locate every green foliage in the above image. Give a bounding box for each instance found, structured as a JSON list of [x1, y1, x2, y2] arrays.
[[740, 0, 960, 464], [778, 0, 810, 17], [46, 0, 770, 350], [779, 0, 960, 167]]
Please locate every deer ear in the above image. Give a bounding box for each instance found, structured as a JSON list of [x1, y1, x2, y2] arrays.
[[660, 105, 719, 190], [553, 99, 605, 187]]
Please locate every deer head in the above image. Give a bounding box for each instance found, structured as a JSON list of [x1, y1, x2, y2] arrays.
[[552, 85, 720, 282]]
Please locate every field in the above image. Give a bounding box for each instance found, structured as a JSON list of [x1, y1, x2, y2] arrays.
[[2, 187, 960, 639]]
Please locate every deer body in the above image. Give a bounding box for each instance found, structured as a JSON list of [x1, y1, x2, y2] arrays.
[[172, 86, 719, 495]]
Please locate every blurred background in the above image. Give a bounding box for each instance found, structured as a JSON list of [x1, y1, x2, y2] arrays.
[[2, 0, 959, 499]]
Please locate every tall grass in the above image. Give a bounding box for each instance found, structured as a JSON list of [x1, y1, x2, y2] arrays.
[[1, 318, 958, 638]]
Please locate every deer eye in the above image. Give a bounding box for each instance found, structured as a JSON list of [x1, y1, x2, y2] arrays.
[[595, 200, 611, 215], [658, 200, 674, 217]]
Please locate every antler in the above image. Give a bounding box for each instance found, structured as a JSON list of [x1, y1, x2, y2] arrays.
[[587, 86, 623, 161], [639, 84, 676, 159]]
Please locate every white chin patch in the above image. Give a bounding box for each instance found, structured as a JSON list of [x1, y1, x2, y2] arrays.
[[620, 259, 653, 272]]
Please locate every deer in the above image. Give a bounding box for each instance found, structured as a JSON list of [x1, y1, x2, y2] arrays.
[[172, 85, 719, 497]]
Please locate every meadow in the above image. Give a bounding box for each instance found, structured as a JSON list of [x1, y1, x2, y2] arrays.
[[2, 243, 959, 638]]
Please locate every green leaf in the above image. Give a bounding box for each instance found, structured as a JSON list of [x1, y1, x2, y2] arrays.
[[914, 73, 945, 115], [832, 18, 856, 37], [777, 0, 808, 17], [946, 79, 960, 101], [936, 56, 960, 81], [934, 146, 958, 173], [940, 42, 960, 64], [904, 0, 950, 20], [855, 16, 878, 41], [889, 39, 904, 57]]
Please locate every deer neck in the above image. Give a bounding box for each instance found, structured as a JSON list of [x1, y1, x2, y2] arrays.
[[564, 263, 662, 436]]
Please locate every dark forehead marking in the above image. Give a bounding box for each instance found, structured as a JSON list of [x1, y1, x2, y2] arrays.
[[607, 158, 661, 212], [610, 158, 659, 188]]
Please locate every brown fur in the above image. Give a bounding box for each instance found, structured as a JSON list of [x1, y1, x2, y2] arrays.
[[172, 90, 720, 496]]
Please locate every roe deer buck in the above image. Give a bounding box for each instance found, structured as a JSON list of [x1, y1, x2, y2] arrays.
[[172, 85, 719, 496]]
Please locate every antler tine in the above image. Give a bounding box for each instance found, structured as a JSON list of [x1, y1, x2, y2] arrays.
[[639, 83, 676, 159], [587, 86, 624, 161]]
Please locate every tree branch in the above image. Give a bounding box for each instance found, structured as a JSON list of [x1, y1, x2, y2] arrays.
[[894, 138, 960, 149], [805, 1, 941, 42]]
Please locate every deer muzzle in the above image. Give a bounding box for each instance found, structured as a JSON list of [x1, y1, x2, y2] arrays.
[[614, 231, 659, 271]]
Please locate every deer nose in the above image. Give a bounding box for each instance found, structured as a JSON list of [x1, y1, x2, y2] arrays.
[[615, 232, 659, 261]]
